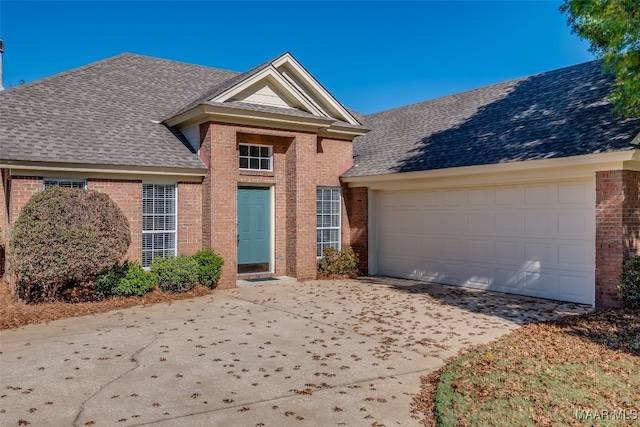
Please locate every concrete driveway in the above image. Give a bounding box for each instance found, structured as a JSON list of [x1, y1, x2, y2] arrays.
[[0, 277, 590, 427]]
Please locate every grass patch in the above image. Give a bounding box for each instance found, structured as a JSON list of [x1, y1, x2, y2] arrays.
[[414, 310, 640, 426]]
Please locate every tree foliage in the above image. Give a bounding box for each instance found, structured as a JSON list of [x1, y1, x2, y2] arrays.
[[9, 186, 131, 302], [560, 0, 640, 117]]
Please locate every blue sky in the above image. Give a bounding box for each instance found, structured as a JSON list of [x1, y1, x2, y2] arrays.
[[0, 1, 593, 114]]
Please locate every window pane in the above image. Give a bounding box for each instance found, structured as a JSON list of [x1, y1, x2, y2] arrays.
[[316, 187, 341, 257], [250, 146, 259, 157], [260, 146, 269, 157], [143, 217, 153, 230], [250, 158, 259, 169], [239, 145, 249, 156], [154, 200, 165, 215], [260, 159, 270, 170], [142, 184, 177, 267], [44, 179, 86, 189], [240, 158, 248, 169]]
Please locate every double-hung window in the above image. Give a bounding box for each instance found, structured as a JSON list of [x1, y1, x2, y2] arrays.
[[43, 179, 87, 189], [142, 184, 177, 267], [316, 187, 341, 257], [239, 144, 272, 171]]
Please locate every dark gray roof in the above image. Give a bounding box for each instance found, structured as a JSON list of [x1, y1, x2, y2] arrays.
[[0, 53, 238, 171], [344, 60, 640, 177], [164, 54, 281, 120]]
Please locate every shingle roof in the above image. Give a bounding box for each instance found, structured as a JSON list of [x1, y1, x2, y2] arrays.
[[163, 55, 282, 121], [344, 60, 640, 178], [0, 53, 238, 171]]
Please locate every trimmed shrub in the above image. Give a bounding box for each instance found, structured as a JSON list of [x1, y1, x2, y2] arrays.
[[191, 250, 225, 289], [151, 255, 199, 293], [95, 261, 156, 297], [9, 186, 131, 302], [619, 256, 640, 309], [317, 246, 359, 278]]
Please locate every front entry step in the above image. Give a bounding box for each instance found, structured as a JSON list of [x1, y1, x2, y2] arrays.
[[236, 276, 298, 287]]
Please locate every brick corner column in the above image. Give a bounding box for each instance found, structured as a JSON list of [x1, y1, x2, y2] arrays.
[[595, 170, 640, 308], [344, 185, 369, 276], [203, 122, 238, 289]]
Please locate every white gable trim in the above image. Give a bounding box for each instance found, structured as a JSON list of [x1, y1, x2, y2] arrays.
[[210, 53, 360, 126], [211, 66, 325, 117], [272, 53, 360, 126]]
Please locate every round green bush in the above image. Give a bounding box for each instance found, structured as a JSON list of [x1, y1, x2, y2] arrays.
[[191, 250, 224, 289], [151, 255, 199, 293], [619, 256, 640, 309], [95, 261, 156, 297], [9, 186, 131, 302]]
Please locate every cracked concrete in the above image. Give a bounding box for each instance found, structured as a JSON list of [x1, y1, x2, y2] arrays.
[[0, 277, 590, 426]]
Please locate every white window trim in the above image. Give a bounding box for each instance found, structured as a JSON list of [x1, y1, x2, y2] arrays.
[[43, 178, 87, 189], [316, 187, 342, 258], [239, 143, 273, 171], [142, 183, 178, 268]]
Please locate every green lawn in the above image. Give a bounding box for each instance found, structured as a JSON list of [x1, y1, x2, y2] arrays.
[[414, 310, 640, 426]]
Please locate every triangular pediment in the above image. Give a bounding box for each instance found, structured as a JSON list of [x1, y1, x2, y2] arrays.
[[210, 53, 361, 126], [230, 80, 298, 109]]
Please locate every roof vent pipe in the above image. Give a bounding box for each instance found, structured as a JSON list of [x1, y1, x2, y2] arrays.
[[0, 39, 4, 90]]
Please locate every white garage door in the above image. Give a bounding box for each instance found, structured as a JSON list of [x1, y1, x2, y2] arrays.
[[376, 180, 595, 305]]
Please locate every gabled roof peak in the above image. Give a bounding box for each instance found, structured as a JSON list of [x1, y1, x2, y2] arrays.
[[164, 52, 361, 127]]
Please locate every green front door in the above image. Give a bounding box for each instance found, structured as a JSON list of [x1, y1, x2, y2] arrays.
[[237, 187, 271, 273]]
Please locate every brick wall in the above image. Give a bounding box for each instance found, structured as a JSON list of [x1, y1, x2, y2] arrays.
[[2, 174, 204, 275], [88, 179, 143, 263], [345, 186, 368, 275], [0, 169, 10, 275], [200, 123, 355, 286], [204, 122, 240, 289], [177, 182, 203, 256], [595, 170, 640, 308], [317, 137, 354, 250], [8, 176, 42, 228]]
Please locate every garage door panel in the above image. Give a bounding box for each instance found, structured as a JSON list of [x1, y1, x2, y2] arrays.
[[469, 188, 491, 205], [466, 264, 491, 286], [495, 212, 525, 236], [443, 189, 467, 206], [557, 274, 590, 300], [377, 181, 595, 305], [468, 239, 492, 259], [494, 240, 522, 261], [495, 187, 522, 205], [524, 242, 552, 263], [558, 212, 591, 238], [422, 190, 442, 206], [558, 182, 588, 204], [442, 238, 466, 259], [468, 211, 494, 235], [525, 212, 554, 237], [525, 184, 557, 205], [441, 262, 467, 284], [558, 243, 587, 267]]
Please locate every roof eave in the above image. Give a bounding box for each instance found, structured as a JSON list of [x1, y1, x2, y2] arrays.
[[165, 103, 339, 130], [341, 150, 639, 190], [1, 159, 208, 178]]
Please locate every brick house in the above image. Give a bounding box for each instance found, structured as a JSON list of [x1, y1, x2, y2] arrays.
[[1, 53, 638, 307]]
